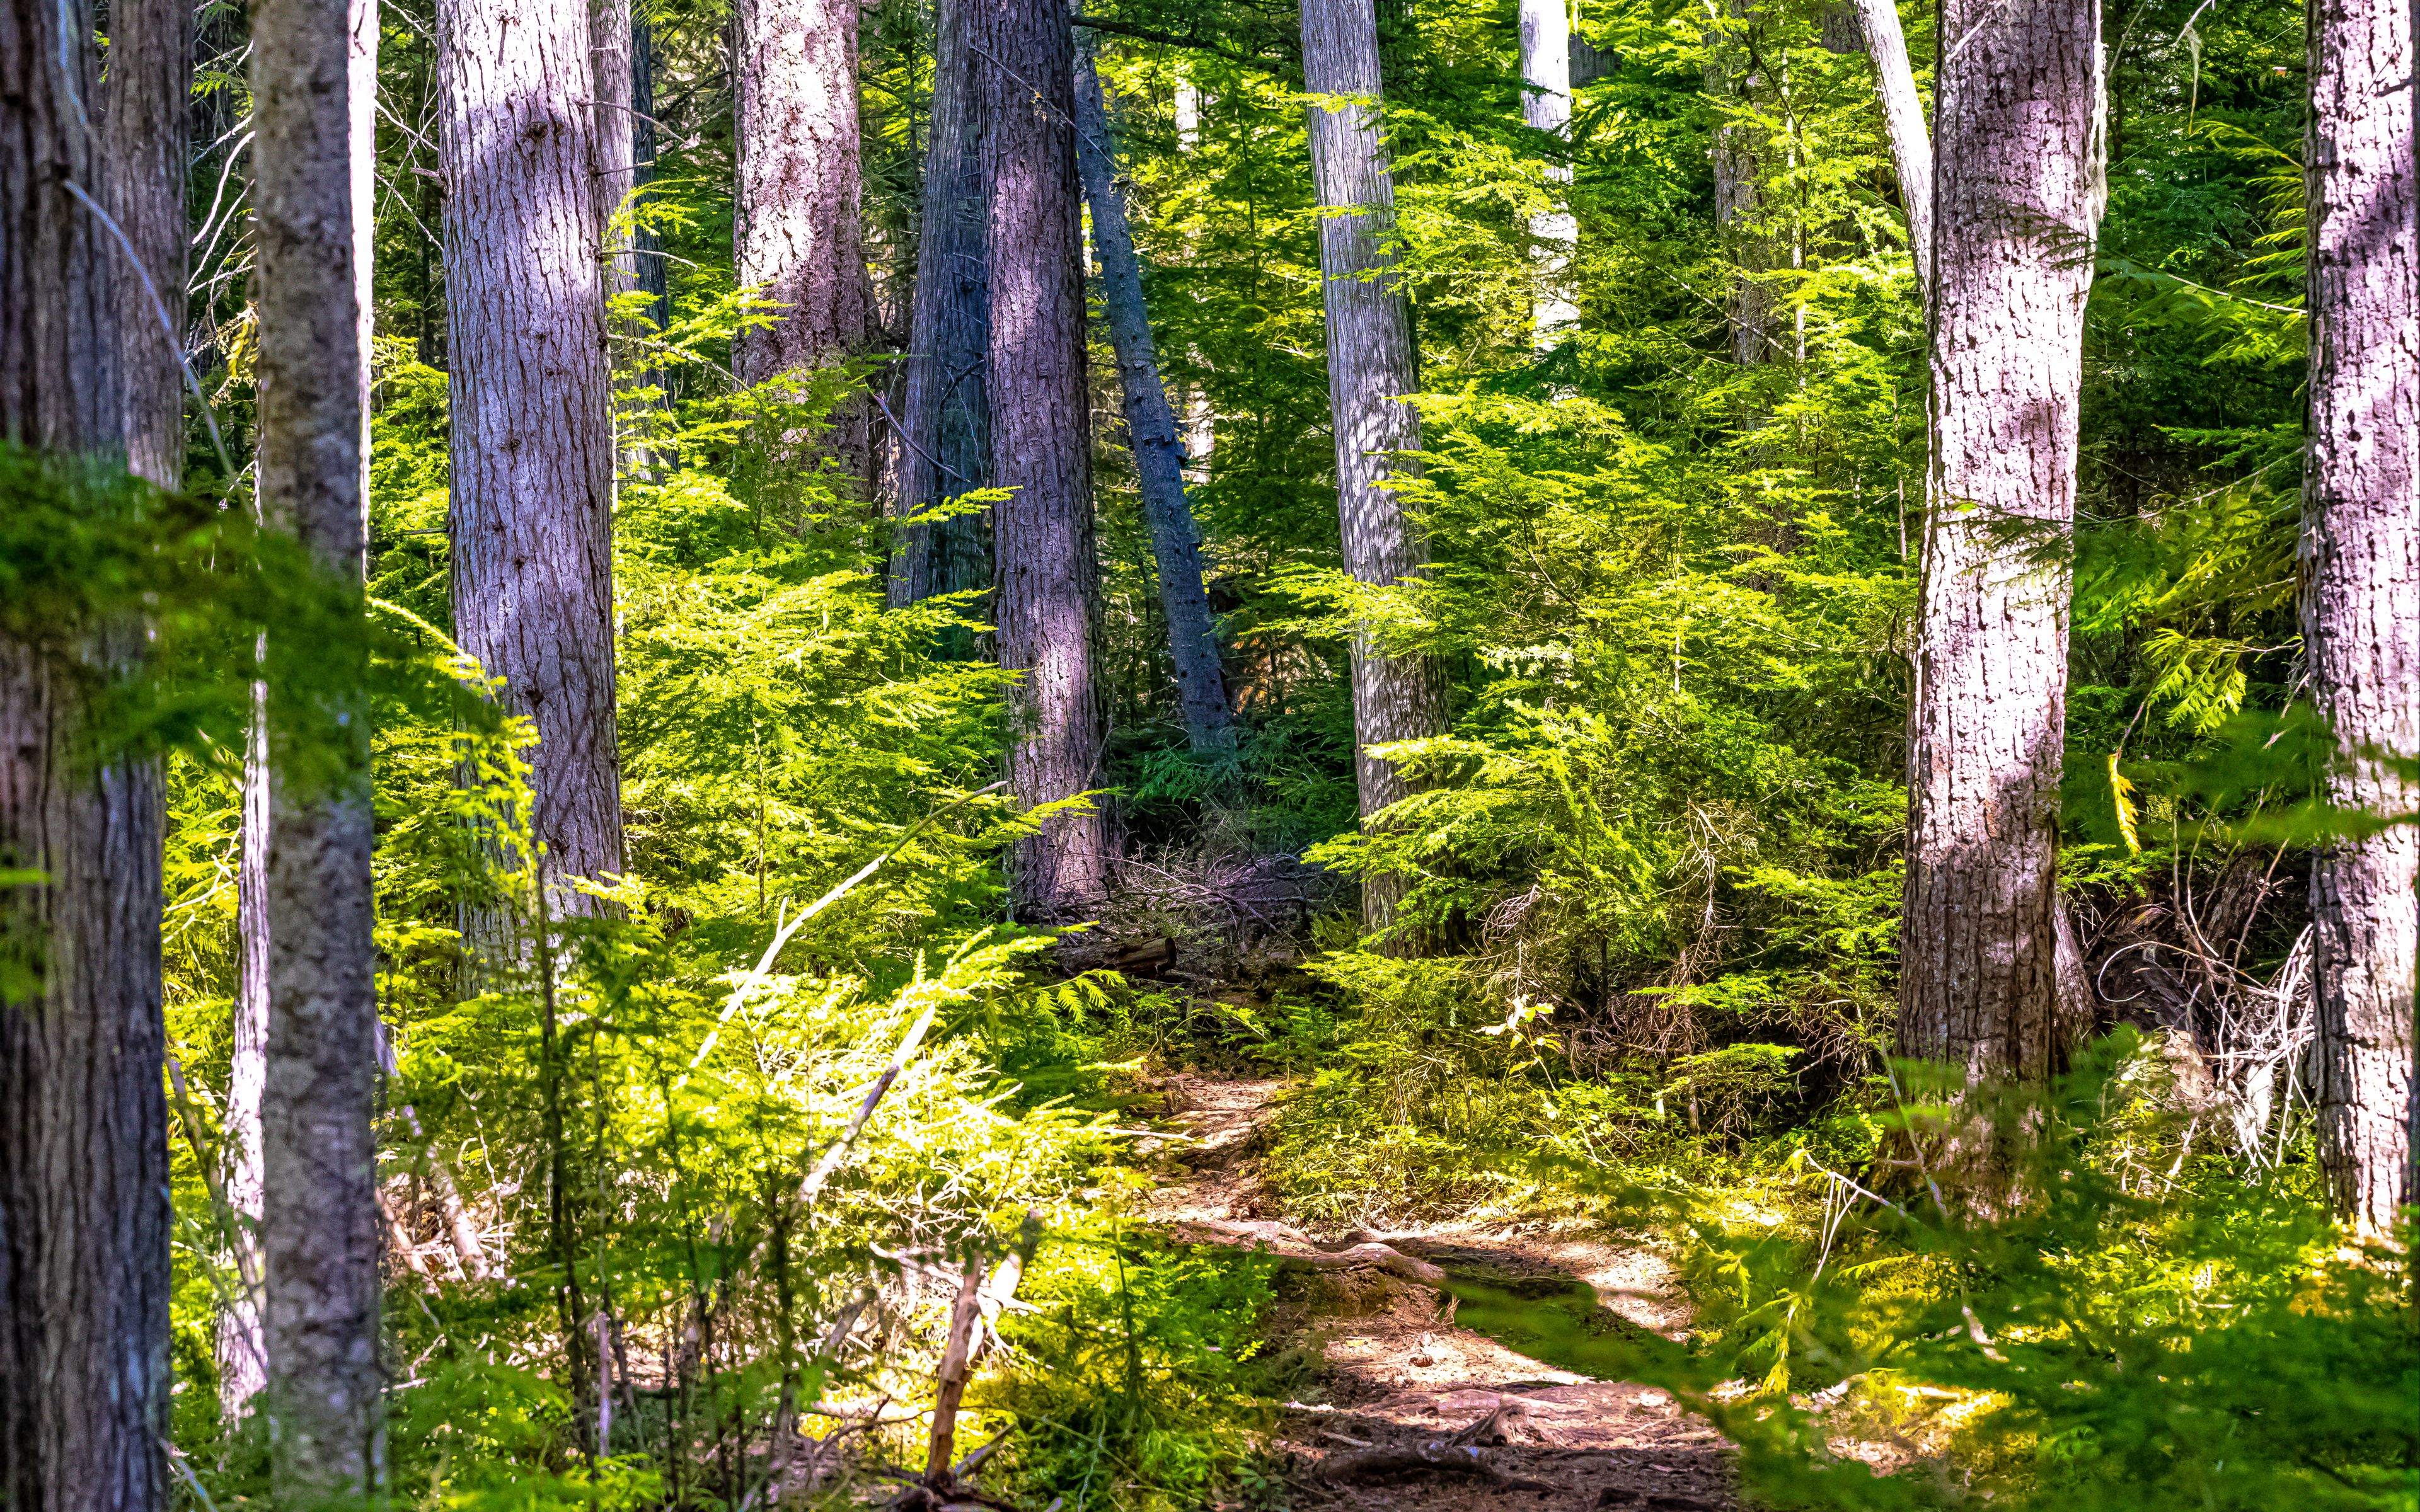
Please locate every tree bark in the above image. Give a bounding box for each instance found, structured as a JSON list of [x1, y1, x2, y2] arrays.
[[1852, 0, 1933, 299], [224, 702, 270, 1419], [101, 0, 190, 488], [0, 1, 171, 1506], [632, 15, 671, 353], [890, 0, 991, 613], [1517, 0, 1577, 345], [735, 0, 872, 482], [982, 0, 1112, 917], [1899, 0, 2102, 1082], [1706, 4, 1770, 367], [440, 0, 628, 920], [1301, 0, 1448, 942], [2305, 0, 2419, 1233], [1074, 54, 1235, 757]]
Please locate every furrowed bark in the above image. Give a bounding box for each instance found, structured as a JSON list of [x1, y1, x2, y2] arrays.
[[1074, 53, 1235, 757], [1852, 0, 1933, 299], [1517, 0, 1577, 344], [1900, 0, 2102, 1082], [1, 0, 171, 1505], [102, 0, 191, 487], [2306, 0, 2419, 1233], [1301, 0, 1448, 944], [633, 15, 672, 370], [982, 0, 1112, 917]]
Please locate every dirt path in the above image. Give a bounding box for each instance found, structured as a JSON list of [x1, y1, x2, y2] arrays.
[[1137, 1074, 1744, 1512]]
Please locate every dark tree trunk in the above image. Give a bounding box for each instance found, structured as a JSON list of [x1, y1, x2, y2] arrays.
[[890, 0, 991, 612], [1899, 0, 2102, 1081], [2306, 0, 2418, 1233], [1705, 4, 1771, 367], [1301, 0, 1448, 942], [982, 0, 1111, 917], [1073, 54, 1235, 757], [102, 0, 190, 487], [633, 16, 671, 352], [439, 0, 627, 920], [1, 1, 171, 1507]]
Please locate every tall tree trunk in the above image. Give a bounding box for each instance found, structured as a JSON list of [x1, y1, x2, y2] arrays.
[[253, 0, 384, 1486], [1518, 0, 1577, 345], [632, 15, 672, 360], [1852, 0, 1933, 299], [1074, 54, 1235, 757], [1301, 0, 1448, 943], [2306, 0, 2418, 1234], [890, 0, 991, 613], [735, 0, 872, 482], [439, 0, 627, 922], [0, 1, 172, 1506], [1706, 3, 1771, 367], [983, 0, 1111, 917], [102, 0, 190, 487], [1899, 0, 2102, 1081], [225, 705, 270, 1418]]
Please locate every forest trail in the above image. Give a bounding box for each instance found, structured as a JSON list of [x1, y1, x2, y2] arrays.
[[1134, 1075, 1745, 1512]]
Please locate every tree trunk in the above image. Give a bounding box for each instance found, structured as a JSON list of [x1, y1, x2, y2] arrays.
[[1852, 0, 1933, 299], [101, 0, 190, 488], [1301, 0, 1448, 943], [2305, 0, 2418, 1234], [982, 0, 1112, 917], [1074, 54, 1235, 757], [1899, 0, 2102, 1082], [0, 1, 172, 1506], [735, 0, 872, 482], [223, 703, 270, 1419], [1517, 0, 1577, 345], [632, 15, 672, 359], [890, 0, 991, 613], [439, 0, 628, 921]]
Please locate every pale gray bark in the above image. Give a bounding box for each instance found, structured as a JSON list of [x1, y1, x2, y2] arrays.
[[1900, 0, 2102, 1080], [222, 698, 269, 1419], [983, 0, 1112, 916], [1301, 0, 1448, 941], [1, 1, 171, 1505], [101, 0, 190, 486], [440, 0, 627, 917], [1075, 55, 1235, 757], [2306, 0, 2419, 1232], [1517, 0, 1577, 344], [1852, 0, 1933, 299]]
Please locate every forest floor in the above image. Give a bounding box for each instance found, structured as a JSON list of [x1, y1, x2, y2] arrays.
[[1131, 1075, 1749, 1512]]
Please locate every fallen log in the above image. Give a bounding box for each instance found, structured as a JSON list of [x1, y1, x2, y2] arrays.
[[1168, 1217, 1449, 1286]]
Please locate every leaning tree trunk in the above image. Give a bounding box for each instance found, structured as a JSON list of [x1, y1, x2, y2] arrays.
[[735, 0, 872, 482], [102, 0, 190, 487], [1074, 54, 1235, 757], [1900, 0, 2102, 1082], [1852, 0, 1933, 300], [252, 0, 384, 1487], [1517, 0, 1578, 345], [439, 0, 627, 927], [1302, 0, 1448, 944], [2305, 0, 2419, 1234], [983, 0, 1112, 917], [0, 0, 172, 1506], [890, 0, 991, 614]]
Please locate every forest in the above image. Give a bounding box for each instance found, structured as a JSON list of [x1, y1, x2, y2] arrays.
[[3, 0, 2417, 1504]]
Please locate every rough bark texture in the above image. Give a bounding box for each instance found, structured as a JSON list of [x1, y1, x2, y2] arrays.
[[632, 17, 672, 355], [2305, 0, 2419, 1232], [1901, 0, 2102, 1081], [101, 0, 190, 486], [1517, 0, 1577, 343], [983, 0, 1112, 917], [1705, 5, 1770, 367], [1302, 0, 1448, 942], [1075, 55, 1235, 757], [0, 2, 171, 1506], [440, 0, 628, 914], [890, 0, 991, 611], [735, 0, 872, 481], [1853, 0, 1933, 299]]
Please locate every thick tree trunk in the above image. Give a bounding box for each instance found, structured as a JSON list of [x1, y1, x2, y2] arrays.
[[0, 1, 171, 1506], [1074, 54, 1235, 757], [735, 0, 872, 481], [983, 0, 1112, 917], [252, 0, 384, 1486], [890, 0, 991, 612], [102, 0, 190, 487], [1852, 0, 1933, 299], [439, 0, 627, 920], [2305, 0, 2419, 1234], [1301, 0, 1448, 942], [1517, 0, 1577, 345], [1899, 0, 2102, 1082]]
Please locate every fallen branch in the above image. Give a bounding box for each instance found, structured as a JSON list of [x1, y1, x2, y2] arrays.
[[1317, 1443, 1553, 1492], [1169, 1217, 1448, 1286]]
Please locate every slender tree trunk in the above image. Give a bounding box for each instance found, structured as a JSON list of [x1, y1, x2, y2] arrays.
[[1518, 0, 1577, 345], [439, 0, 627, 920], [102, 0, 190, 487], [2305, 0, 2418, 1234], [983, 0, 1111, 917], [632, 15, 671, 356], [1852, 0, 1933, 299], [1074, 54, 1235, 757], [224, 706, 270, 1419], [890, 0, 991, 612], [1302, 0, 1448, 943], [1, 1, 171, 1506], [1899, 0, 2102, 1082], [735, 0, 872, 481], [1706, 3, 1770, 367]]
